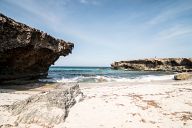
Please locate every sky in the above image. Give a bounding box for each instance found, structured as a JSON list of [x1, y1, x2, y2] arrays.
[[0, 0, 192, 66]]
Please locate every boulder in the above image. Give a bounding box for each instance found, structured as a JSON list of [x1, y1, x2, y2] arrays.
[[0, 13, 74, 84], [174, 73, 192, 80], [6, 84, 83, 127]]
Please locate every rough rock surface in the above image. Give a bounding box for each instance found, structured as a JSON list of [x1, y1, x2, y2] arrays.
[[2, 84, 83, 127], [111, 58, 192, 72], [0, 13, 74, 83], [174, 73, 192, 80]]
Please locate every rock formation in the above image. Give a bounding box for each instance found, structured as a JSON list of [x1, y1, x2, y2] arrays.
[[111, 58, 192, 72], [0, 13, 74, 83], [174, 73, 192, 80], [4, 84, 83, 127]]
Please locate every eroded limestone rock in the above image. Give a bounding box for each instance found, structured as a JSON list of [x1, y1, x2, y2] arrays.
[[0, 13, 74, 83], [174, 73, 192, 80], [6, 84, 83, 127], [111, 58, 192, 72]]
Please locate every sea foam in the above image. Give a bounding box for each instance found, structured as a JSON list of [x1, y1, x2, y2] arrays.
[[40, 74, 174, 83]]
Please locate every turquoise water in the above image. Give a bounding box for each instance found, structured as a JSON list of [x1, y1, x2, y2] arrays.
[[40, 66, 174, 83]]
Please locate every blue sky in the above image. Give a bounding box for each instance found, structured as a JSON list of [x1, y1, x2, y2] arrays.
[[1, 0, 192, 66]]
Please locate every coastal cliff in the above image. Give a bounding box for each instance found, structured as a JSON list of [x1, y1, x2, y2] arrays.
[[0, 13, 74, 83], [111, 58, 192, 72]]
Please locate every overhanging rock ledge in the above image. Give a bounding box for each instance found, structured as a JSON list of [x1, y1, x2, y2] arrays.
[[0, 13, 74, 83]]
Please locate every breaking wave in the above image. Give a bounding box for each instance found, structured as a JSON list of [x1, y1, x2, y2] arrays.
[[40, 74, 174, 83], [39, 67, 175, 83]]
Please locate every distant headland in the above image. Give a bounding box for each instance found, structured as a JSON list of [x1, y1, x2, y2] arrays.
[[111, 58, 192, 72]]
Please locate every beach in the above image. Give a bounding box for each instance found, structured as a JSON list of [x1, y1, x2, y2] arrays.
[[60, 80, 192, 128], [1, 79, 192, 128], [1, 4, 192, 128]]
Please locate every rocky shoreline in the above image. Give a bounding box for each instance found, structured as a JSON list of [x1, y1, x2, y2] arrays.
[[111, 58, 192, 72]]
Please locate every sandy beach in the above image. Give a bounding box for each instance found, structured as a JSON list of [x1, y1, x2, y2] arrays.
[[59, 80, 192, 128], [1, 1, 192, 128], [1, 79, 191, 128]]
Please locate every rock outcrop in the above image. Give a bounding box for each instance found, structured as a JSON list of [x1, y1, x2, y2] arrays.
[[0, 13, 74, 83], [111, 58, 192, 72], [5, 84, 83, 127], [174, 73, 192, 80]]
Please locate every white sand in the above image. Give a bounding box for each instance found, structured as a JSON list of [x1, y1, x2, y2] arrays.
[[57, 80, 192, 128], [0, 80, 192, 128]]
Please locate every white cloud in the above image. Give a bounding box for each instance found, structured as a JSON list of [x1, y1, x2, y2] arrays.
[[3, 0, 86, 40], [148, 2, 192, 25], [155, 25, 192, 40], [79, 0, 87, 4], [78, 0, 100, 5]]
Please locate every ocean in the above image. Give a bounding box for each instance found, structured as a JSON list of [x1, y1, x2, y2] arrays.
[[40, 66, 175, 83]]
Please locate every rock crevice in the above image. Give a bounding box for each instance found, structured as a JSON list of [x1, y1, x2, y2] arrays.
[[0, 13, 74, 83]]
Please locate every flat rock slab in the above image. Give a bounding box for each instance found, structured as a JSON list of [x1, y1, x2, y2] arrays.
[[0, 83, 83, 128]]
